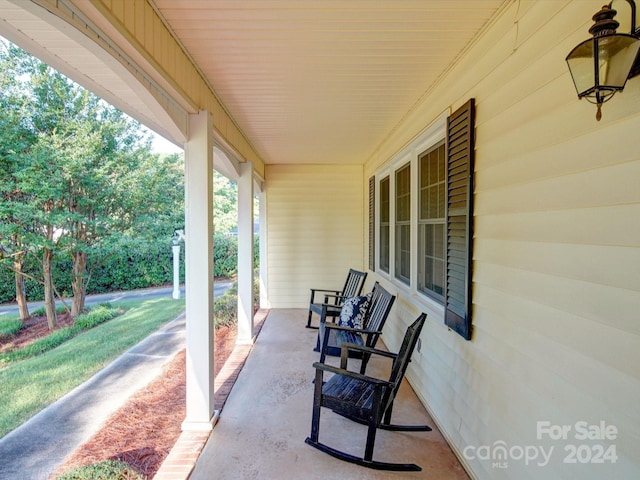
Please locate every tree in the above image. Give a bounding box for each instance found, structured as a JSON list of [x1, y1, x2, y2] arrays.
[[0, 40, 185, 326], [0, 42, 37, 320], [213, 172, 237, 234]]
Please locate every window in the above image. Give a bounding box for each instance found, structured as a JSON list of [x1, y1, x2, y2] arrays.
[[379, 176, 390, 273], [418, 142, 446, 300], [374, 99, 475, 340], [395, 163, 410, 284]]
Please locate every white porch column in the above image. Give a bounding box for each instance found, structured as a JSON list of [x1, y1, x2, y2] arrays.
[[237, 161, 254, 344], [258, 189, 269, 309], [182, 110, 216, 431]]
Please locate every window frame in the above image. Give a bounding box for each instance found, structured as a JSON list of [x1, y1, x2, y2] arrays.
[[417, 141, 446, 302], [374, 113, 448, 318]]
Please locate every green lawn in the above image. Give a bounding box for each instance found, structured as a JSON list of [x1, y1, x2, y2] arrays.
[[0, 297, 185, 438], [0, 314, 22, 340]]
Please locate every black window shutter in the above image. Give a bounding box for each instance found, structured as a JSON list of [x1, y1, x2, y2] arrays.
[[445, 99, 475, 340], [368, 175, 375, 271]]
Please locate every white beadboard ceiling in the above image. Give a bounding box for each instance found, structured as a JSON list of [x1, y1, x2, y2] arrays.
[[0, 0, 507, 166], [153, 0, 507, 165]]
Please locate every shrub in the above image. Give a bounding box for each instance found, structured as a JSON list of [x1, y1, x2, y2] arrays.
[[214, 282, 238, 328], [74, 304, 121, 330], [213, 270, 260, 328], [54, 460, 143, 480], [0, 233, 259, 303], [31, 305, 70, 317], [213, 234, 238, 278]]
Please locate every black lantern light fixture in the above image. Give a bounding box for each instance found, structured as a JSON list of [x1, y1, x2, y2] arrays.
[[566, 0, 640, 120]]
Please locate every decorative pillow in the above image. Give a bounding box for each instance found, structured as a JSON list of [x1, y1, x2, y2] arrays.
[[338, 294, 370, 329]]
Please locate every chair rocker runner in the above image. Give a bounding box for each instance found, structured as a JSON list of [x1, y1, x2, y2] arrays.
[[305, 313, 430, 471], [316, 282, 395, 375], [306, 268, 367, 329]]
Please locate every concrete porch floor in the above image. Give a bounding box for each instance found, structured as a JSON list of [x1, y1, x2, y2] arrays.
[[189, 309, 469, 479]]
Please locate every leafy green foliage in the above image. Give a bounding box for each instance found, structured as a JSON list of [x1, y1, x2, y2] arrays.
[[213, 271, 260, 328], [214, 172, 238, 234], [0, 39, 185, 318], [213, 282, 238, 328], [30, 305, 69, 317], [72, 304, 120, 330], [53, 460, 143, 480], [213, 235, 238, 277]]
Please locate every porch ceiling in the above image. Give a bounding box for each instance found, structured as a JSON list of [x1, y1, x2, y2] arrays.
[[152, 0, 506, 164], [0, 0, 507, 165]]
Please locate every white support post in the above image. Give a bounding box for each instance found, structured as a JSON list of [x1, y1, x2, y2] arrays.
[[258, 189, 269, 309], [182, 110, 217, 431], [237, 161, 254, 344]]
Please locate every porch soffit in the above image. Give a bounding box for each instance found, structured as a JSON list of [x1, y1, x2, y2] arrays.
[[0, 0, 187, 146], [152, 0, 507, 165], [0, 1, 508, 168]]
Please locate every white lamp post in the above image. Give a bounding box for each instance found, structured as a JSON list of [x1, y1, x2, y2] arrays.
[[172, 229, 185, 299]]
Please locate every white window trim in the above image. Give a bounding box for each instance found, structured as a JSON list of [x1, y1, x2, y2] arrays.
[[375, 112, 448, 322]]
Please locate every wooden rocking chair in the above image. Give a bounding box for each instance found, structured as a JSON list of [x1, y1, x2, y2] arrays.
[[316, 281, 395, 375], [306, 268, 367, 329], [305, 313, 430, 471]]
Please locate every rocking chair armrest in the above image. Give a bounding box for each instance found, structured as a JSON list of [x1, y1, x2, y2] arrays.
[[339, 343, 398, 370], [324, 323, 383, 336], [321, 293, 348, 303], [310, 288, 341, 294], [311, 361, 392, 387], [309, 288, 342, 303], [319, 300, 346, 311]]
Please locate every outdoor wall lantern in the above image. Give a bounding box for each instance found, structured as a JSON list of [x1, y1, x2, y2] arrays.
[[566, 1, 640, 120]]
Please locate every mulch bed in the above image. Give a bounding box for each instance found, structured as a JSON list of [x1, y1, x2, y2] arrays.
[[2, 312, 239, 480], [50, 324, 238, 479], [1, 312, 74, 353]]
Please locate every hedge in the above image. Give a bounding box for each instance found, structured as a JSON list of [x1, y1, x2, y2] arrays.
[[0, 234, 259, 304]]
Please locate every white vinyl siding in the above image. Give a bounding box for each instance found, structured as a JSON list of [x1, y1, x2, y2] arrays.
[[265, 164, 364, 308], [365, 2, 640, 479]]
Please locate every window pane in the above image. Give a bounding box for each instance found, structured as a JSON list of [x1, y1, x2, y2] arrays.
[[380, 177, 389, 222], [418, 142, 445, 300], [395, 224, 410, 284], [395, 164, 410, 284], [395, 164, 410, 222], [379, 176, 390, 273]]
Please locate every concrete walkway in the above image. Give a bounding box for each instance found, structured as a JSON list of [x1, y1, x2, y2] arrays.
[[0, 313, 186, 480]]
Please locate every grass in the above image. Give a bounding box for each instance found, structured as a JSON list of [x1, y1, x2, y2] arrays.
[[0, 297, 185, 438], [0, 304, 123, 365], [0, 315, 22, 340], [54, 460, 144, 479]]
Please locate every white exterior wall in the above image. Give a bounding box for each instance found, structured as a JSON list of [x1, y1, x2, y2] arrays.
[[265, 164, 365, 308], [364, 1, 640, 479]]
